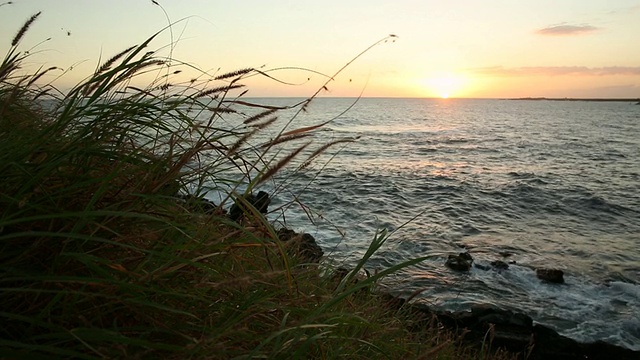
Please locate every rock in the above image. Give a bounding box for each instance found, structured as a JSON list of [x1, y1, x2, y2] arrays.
[[178, 194, 224, 215], [469, 304, 533, 328], [446, 253, 472, 271], [331, 267, 351, 281], [253, 191, 271, 212], [491, 260, 510, 270], [396, 300, 640, 359], [536, 268, 565, 284], [229, 191, 271, 221], [499, 251, 513, 257], [330, 267, 370, 294], [474, 263, 491, 271], [277, 228, 323, 263]]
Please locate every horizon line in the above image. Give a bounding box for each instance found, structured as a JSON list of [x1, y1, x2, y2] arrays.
[[243, 96, 640, 101]]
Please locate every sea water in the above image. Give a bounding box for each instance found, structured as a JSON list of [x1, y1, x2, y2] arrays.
[[207, 97, 640, 350]]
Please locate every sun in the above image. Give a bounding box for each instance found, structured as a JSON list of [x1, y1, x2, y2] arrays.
[[422, 73, 466, 99]]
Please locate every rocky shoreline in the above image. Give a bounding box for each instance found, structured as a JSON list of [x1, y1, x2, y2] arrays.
[[381, 295, 639, 360], [408, 251, 638, 358], [323, 246, 638, 358], [191, 192, 638, 359]]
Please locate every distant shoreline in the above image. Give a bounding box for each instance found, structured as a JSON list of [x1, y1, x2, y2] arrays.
[[507, 97, 640, 103]]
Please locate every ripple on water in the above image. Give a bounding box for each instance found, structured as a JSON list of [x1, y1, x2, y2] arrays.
[[261, 98, 640, 349]]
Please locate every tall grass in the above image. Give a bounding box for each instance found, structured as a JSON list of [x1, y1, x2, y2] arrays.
[[0, 13, 512, 359]]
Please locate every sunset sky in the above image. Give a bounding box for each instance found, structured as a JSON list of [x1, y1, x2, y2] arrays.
[[1, 0, 639, 98]]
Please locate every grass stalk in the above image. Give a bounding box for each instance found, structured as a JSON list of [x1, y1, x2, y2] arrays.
[[0, 13, 516, 359]]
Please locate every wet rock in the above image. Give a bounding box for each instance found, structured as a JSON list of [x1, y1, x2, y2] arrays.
[[499, 251, 513, 257], [446, 252, 473, 271], [469, 304, 533, 328], [277, 228, 323, 263], [491, 260, 510, 270], [536, 268, 565, 284], [393, 300, 640, 359], [474, 263, 491, 271], [229, 191, 271, 221]]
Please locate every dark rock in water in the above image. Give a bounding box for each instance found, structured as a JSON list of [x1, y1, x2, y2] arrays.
[[536, 268, 565, 283], [475, 260, 509, 271], [229, 191, 271, 221], [459, 252, 473, 262], [499, 251, 513, 257], [446, 253, 472, 271], [277, 228, 323, 263], [491, 260, 510, 270], [254, 191, 270, 212]]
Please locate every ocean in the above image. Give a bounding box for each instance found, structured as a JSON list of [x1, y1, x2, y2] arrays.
[[209, 97, 640, 350]]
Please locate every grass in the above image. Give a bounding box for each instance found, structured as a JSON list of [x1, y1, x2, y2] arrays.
[[0, 12, 519, 360]]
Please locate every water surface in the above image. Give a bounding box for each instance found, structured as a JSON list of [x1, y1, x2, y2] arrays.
[[212, 98, 640, 349]]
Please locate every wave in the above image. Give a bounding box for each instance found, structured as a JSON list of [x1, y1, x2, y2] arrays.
[[267, 98, 640, 349]]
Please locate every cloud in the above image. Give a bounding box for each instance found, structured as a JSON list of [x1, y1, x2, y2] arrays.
[[467, 66, 640, 77], [608, 5, 640, 15], [536, 24, 600, 36]]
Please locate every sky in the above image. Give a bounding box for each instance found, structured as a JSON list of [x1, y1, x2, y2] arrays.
[[1, 0, 639, 98]]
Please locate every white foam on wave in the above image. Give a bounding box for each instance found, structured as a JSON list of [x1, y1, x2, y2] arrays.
[[609, 281, 640, 298]]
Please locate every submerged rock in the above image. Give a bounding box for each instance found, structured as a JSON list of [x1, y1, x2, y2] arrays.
[[536, 268, 565, 284], [446, 252, 473, 271], [474, 260, 510, 271]]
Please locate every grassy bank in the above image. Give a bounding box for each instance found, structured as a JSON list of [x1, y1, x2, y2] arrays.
[[0, 14, 515, 359]]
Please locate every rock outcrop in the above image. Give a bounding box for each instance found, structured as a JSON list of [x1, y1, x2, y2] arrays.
[[381, 295, 639, 360], [177, 194, 224, 215], [277, 228, 323, 263], [229, 191, 271, 221]]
